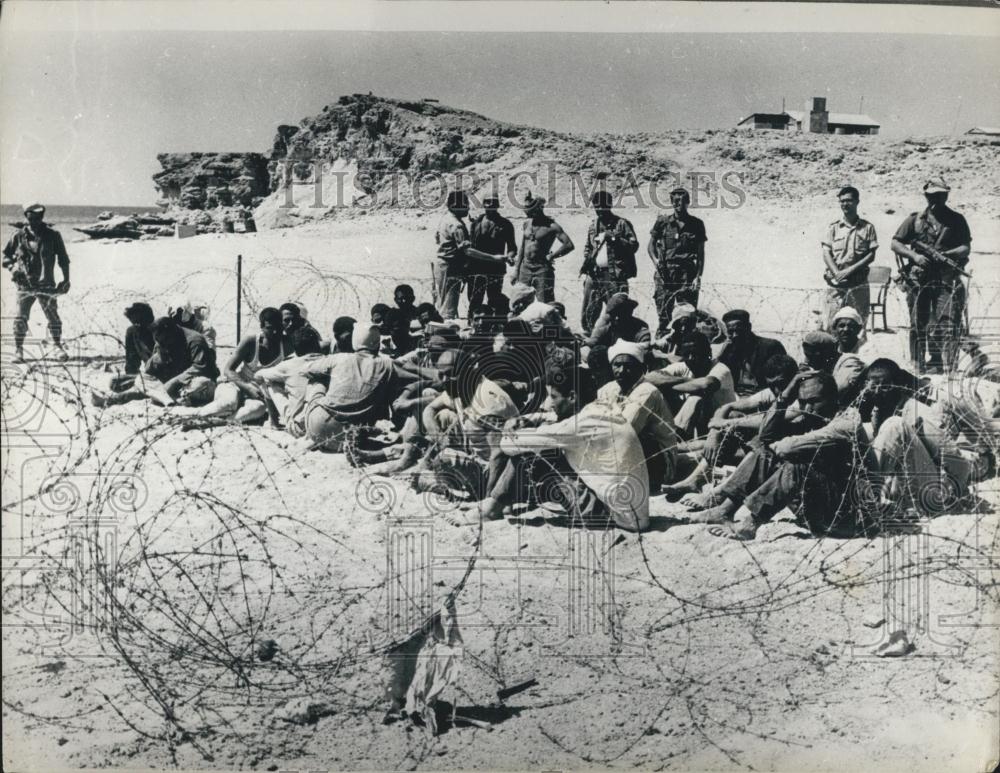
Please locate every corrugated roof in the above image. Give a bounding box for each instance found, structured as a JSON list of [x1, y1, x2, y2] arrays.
[[966, 126, 1000, 135]]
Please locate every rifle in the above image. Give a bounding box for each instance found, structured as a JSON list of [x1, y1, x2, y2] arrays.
[[896, 222, 970, 288], [910, 241, 971, 279]]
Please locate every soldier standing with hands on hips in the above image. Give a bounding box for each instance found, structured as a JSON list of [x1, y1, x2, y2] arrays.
[[3, 203, 71, 363]]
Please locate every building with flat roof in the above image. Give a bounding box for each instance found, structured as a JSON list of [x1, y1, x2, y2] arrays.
[[738, 98, 880, 135]]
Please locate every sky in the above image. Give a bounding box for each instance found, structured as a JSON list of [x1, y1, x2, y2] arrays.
[[1, 1, 998, 206]]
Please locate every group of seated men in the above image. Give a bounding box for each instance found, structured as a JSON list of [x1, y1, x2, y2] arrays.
[[91, 282, 997, 539]]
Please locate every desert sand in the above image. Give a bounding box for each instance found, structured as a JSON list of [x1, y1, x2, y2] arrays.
[[2, 182, 999, 772]]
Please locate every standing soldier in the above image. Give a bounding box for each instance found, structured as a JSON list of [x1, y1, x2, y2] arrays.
[[467, 194, 517, 318], [433, 191, 499, 321], [891, 179, 972, 374], [2, 203, 71, 362], [822, 186, 878, 329], [648, 187, 707, 337], [579, 191, 639, 335], [513, 193, 574, 303]]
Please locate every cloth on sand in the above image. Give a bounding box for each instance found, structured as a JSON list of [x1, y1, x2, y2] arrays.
[[385, 604, 463, 734]]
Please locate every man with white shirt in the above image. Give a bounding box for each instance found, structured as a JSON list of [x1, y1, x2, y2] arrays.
[[644, 331, 737, 438], [579, 191, 639, 335], [597, 339, 680, 492]]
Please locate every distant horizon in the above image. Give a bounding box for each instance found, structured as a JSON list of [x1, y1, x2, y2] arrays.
[[3, 4, 997, 206]]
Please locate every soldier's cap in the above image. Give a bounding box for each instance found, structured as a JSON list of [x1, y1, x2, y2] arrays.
[[669, 187, 690, 198], [591, 190, 613, 209], [483, 195, 501, 208], [23, 203, 45, 216], [519, 193, 546, 211], [722, 309, 751, 325], [923, 178, 950, 194], [446, 190, 470, 209], [606, 293, 638, 315]]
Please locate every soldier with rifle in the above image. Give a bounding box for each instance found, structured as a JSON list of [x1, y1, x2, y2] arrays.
[[891, 178, 972, 374], [648, 187, 707, 338]]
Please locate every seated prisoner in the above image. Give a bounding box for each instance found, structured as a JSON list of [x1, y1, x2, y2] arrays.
[[683, 372, 876, 541], [108, 301, 156, 393], [863, 358, 994, 514], [584, 293, 652, 352], [92, 316, 219, 408], [800, 329, 865, 403], [597, 339, 680, 493], [176, 307, 286, 422], [716, 309, 787, 397], [301, 324, 424, 451], [474, 362, 651, 532], [644, 331, 737, 439], [665, 353, 799, 498], [254, 324, 327, 435]]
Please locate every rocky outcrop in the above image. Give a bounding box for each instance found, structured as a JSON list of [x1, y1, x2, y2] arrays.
[[153, 94, 1000, 231], [153, 152, 270, 210]]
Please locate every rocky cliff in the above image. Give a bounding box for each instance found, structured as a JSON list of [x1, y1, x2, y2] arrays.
[[153, 94, 1000, 229]]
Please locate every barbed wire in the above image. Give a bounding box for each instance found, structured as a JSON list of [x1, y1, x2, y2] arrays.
[[2, 261, 998, 767]]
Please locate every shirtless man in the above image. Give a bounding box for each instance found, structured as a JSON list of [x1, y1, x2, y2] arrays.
[[513, 193, 574, 303], [178, 307, 286, 422]]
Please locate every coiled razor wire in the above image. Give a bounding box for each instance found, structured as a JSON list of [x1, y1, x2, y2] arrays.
[[2, 264, 999, 766]]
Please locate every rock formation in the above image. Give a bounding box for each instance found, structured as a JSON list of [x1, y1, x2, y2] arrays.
[[152, 94, 1000, 231]]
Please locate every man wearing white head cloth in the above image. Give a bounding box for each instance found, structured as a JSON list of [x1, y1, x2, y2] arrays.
[[831, 306, 867, 356], [597, 339, 680, 491]]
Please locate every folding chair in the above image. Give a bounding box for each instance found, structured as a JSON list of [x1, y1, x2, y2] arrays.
[[868, 265, 892, 332]]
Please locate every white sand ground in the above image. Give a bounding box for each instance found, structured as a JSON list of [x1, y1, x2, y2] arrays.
[[2, 189, 999, 772]]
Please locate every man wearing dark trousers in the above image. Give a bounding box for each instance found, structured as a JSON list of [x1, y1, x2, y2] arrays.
[[3, 203, 70, 362], [468, 195, 517, 318], [579, 191, 639, 335], [648, 187, 707, 337], [891, 178, 972, 374]]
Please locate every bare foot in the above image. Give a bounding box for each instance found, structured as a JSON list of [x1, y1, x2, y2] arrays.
[[685, 500, 736, 524], [707, 509, 758, 541], [663, 473, 707, 500], [680, 489, 719, 511], [707, 520, 758, 541]]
